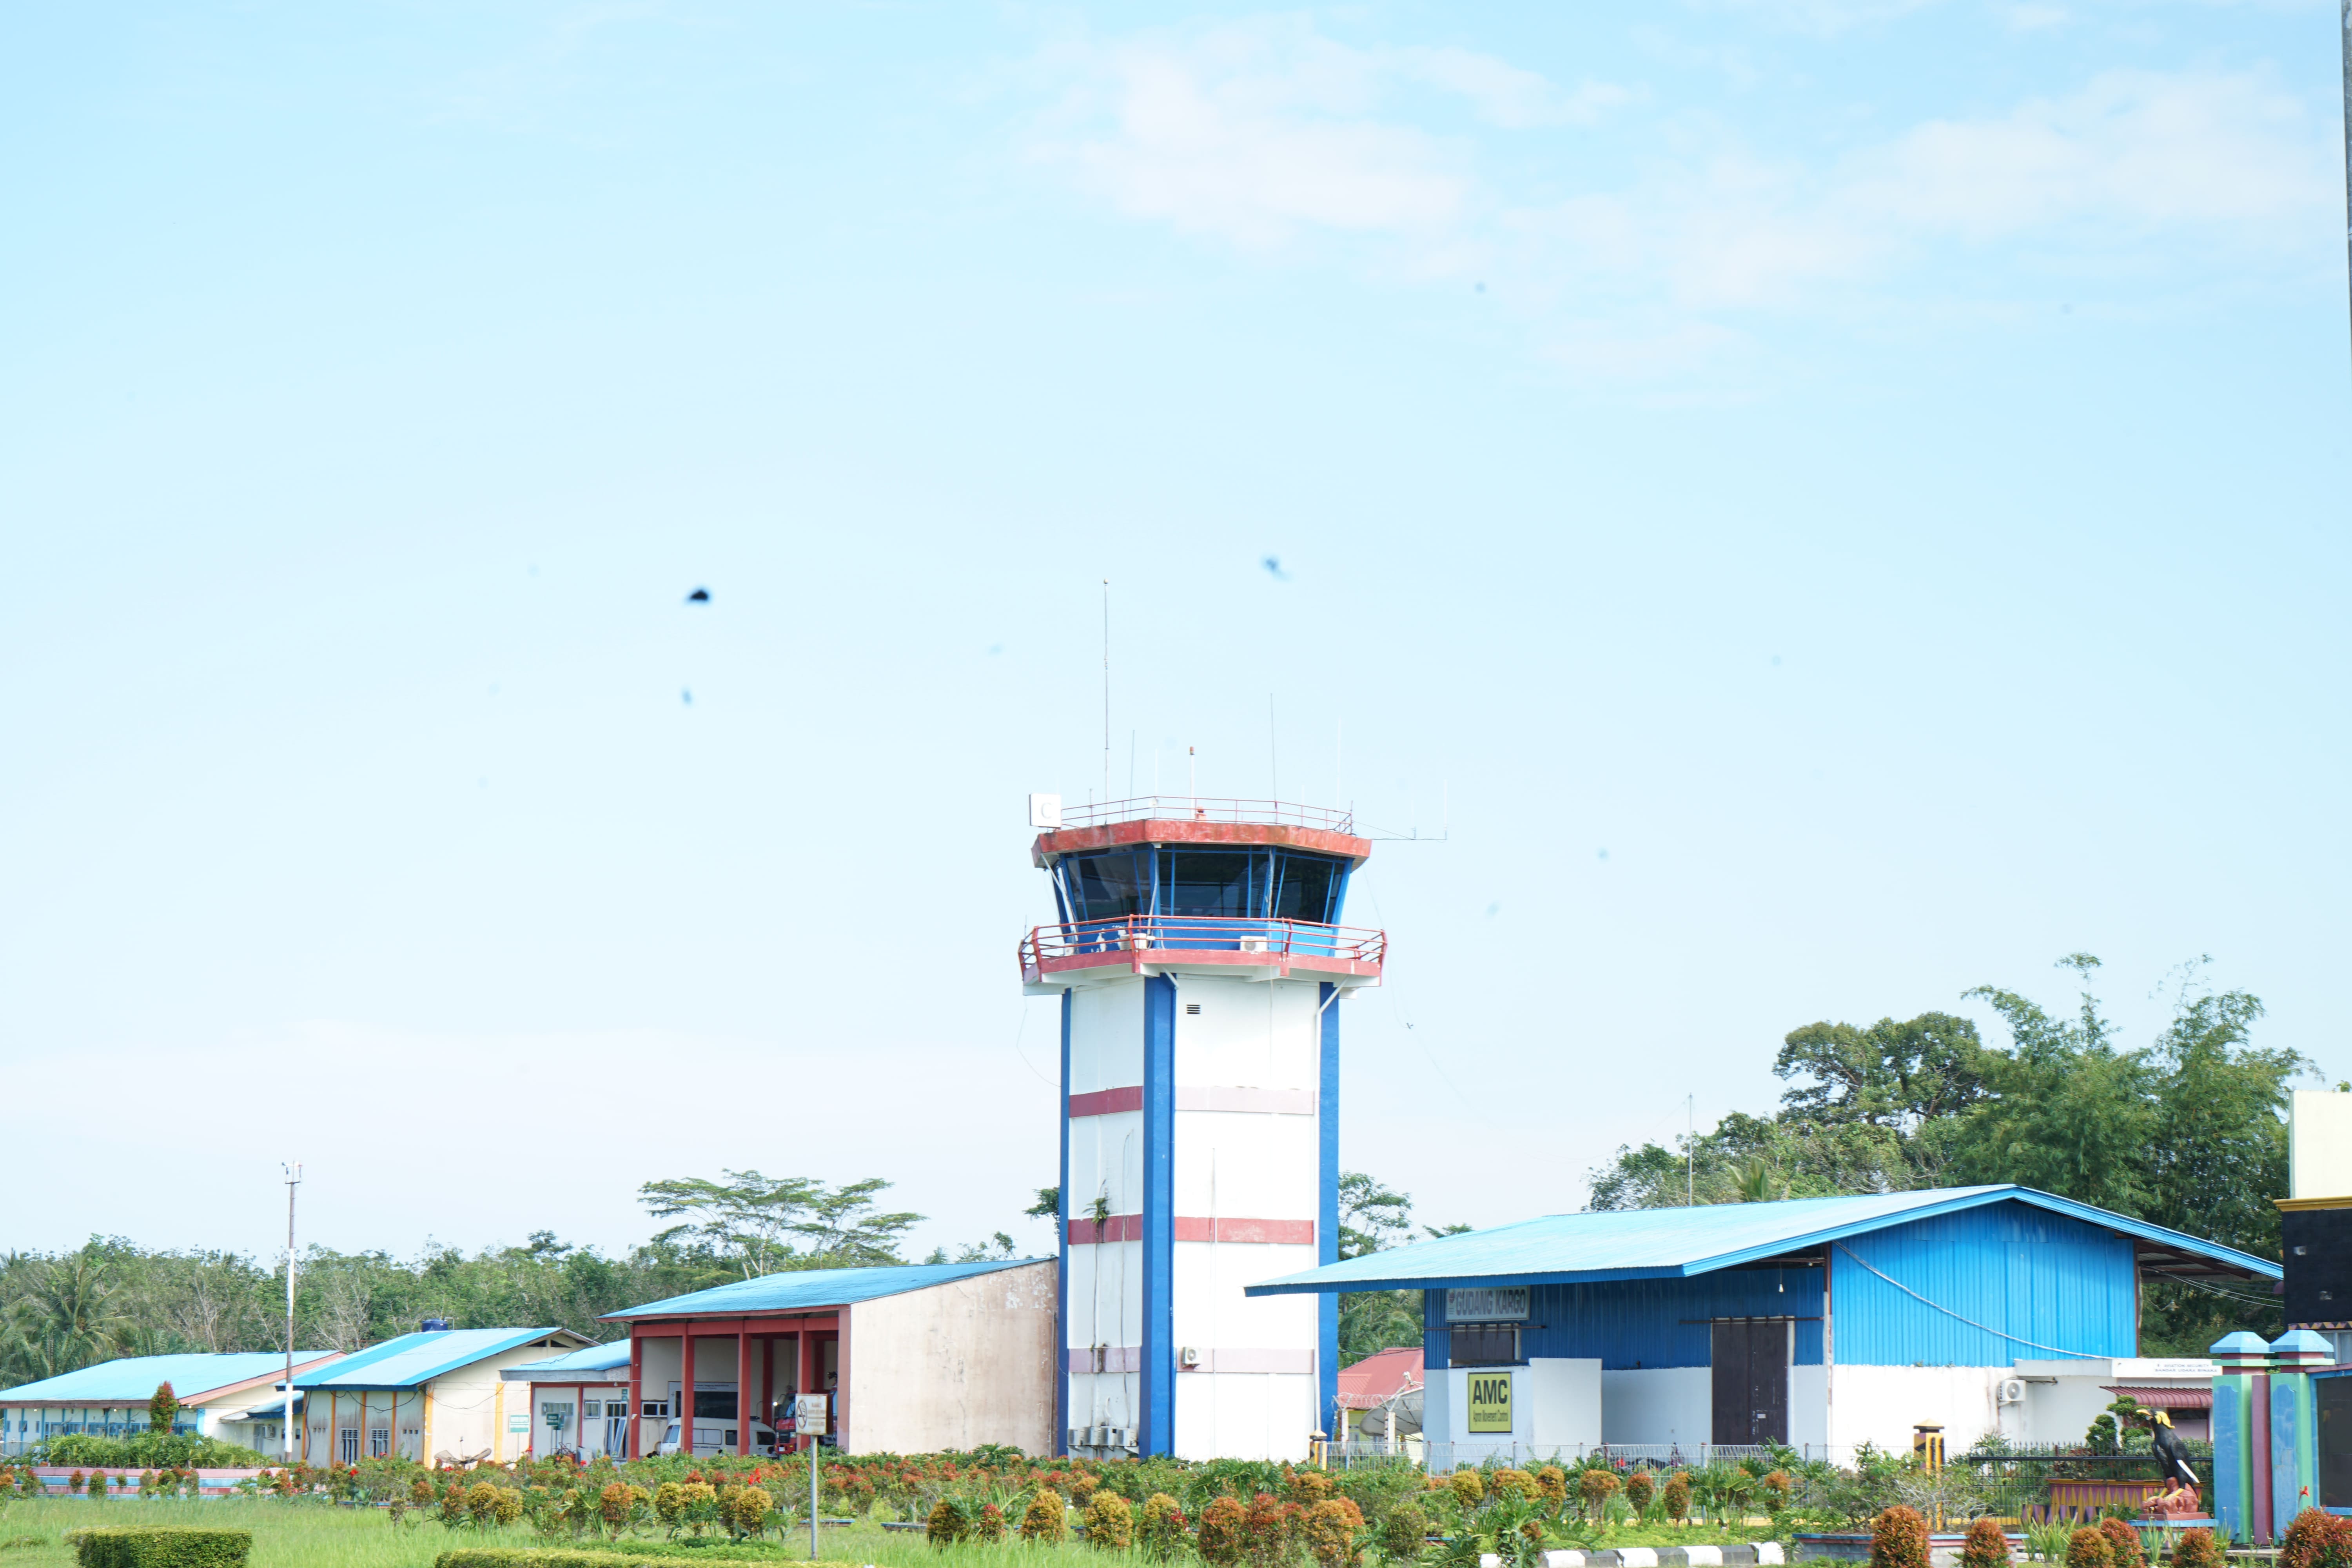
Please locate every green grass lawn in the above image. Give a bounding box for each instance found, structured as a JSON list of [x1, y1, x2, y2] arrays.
[[0, 1496, 1795, 1568], [0, 1497, 1138, 1568]]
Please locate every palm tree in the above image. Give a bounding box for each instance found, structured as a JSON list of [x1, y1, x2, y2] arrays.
[[2, 1246, 132, 1378]]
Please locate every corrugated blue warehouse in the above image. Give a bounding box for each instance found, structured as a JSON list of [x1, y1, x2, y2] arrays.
[[1247, 1185, 2278, 1459]]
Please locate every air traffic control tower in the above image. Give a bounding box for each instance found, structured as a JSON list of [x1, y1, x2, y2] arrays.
[[1020, 796, 1385, 1462]]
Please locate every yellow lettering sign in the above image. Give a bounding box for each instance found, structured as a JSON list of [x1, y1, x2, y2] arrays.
[[1466, 1372, 1512, 1433]]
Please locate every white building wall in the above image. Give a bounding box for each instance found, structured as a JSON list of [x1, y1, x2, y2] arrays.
[[1790, 1363, 1829, 1451], [846, 1262, 1057, 1455], [1526, 1359, 1602, 1454], [1828, 1364, 2006, 1453], [1600, 1368, 1711, 1446]]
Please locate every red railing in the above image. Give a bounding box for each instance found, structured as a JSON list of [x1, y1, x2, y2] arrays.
[[1049, 797, 1355, 834], [1019, 915, 1387, 978]]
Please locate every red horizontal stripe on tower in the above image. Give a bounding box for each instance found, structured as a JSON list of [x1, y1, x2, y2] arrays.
[[1065, 1216, 1313, 1245], [1067, 1086, 1145, 1118]]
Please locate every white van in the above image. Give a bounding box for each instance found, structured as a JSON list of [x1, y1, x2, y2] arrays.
[[655, 1415, 781, 1457]]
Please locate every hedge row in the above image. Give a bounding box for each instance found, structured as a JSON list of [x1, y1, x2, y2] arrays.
[[73, 1528, 252, 1568], [432, 1552, 838, 1568]]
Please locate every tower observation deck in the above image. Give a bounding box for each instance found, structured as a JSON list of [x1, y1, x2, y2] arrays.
[[1021, 797, 1383, 1463]]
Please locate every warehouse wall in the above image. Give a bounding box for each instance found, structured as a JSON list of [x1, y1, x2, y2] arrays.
[[847, 1260, 1056, 1455]]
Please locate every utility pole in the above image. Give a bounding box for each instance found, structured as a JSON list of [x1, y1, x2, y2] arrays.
[[282, 1163, 301, 1465], [1102, 580, 1111, 807]]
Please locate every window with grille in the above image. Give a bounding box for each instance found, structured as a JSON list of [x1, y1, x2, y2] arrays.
[[339, 1427, 359, 1463], [370, 1427, 389, 1458], [1448, 1323, 1519, 1367]]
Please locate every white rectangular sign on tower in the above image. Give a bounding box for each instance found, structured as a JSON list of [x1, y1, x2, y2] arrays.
[[1028, 793, 1063, 829]]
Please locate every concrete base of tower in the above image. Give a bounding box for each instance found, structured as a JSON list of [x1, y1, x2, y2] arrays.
[[1174, 1370, 1318, 1462]]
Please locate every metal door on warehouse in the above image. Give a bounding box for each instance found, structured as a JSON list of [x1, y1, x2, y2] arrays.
[[1711, 1319, 1790, 1445]]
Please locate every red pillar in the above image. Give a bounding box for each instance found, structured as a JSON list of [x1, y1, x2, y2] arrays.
[[679, 1325, 695, 1457], [735, 1328, 751, 1456], [759, 1340, 772, 1442], [627, 1331, 642, 1459]]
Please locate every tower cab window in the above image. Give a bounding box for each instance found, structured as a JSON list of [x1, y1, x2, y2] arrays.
[[1056, 849, 1349, 924]]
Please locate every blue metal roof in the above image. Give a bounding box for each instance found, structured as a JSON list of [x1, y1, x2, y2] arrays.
[[603, 1259, 1045, 1320], [0, 1352, 338, 1406], [1244, 1185, 2280, 1296], [504, 1340, 632, 1381], [296, 1328, 585, 1390]]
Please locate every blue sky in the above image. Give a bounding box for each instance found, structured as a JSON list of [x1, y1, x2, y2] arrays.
[[2, 1, 2347, 1270]]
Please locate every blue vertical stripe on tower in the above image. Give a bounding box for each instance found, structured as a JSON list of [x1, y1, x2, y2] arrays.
[[1056, 988, 1072, 1458], [1140, 975, 1177, 1456], [1318, 981, 1340, 1439]]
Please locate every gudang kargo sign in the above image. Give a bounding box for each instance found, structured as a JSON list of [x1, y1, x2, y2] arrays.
[[1466, 1371, 1513, 1432], [1445, 1287, 1529, 1322]]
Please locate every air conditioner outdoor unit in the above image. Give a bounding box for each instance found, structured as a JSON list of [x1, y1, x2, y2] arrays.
[[1996, 1379, 2028, 1405]]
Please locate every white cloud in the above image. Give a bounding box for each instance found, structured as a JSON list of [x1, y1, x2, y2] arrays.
[[1029, 18, 2333, 374], [1853, 69, 2329, 237], [1031, 18, 1630, 248]]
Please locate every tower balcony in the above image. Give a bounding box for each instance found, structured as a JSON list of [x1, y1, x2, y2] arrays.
[[1018, 914, 1386, 996]]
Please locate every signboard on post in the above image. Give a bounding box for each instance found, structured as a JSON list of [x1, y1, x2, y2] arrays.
[[1466, 1371, 1513, 1433]]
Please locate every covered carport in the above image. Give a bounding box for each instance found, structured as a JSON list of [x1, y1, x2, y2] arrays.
[[602, 1258, 1057, 1457]]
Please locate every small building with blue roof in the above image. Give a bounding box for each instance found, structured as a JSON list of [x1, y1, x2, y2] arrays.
[[1246, 1184, 2279, 1461], [0, 1350, 343, 1457], [500, 1339, 634, 1461], [291, 1325, 591, 1467], [598, 1257, 1056, 1459]]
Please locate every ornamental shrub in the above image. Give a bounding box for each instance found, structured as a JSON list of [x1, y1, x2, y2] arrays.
[[722, 1486, 771, 1540], [2098, 1519, 2146, 1568], [1871, 1506, 1931, 1568], [1447, 1471, 1483, 1508], [73, 1528, 252, 1568], [1491, 1470, 1537, 1504], [493, 1488, 526, 1529], [467, 1483, 504, 1528], [1302, 1498, 1365, 1568], [1022, 1488, 1067, 1544], [2066, 1526, 2113, 1568], [149, 1385, 180, 1436], [1379, 1502, 1427, 1564], [1578, 1469, 1620, 1523], [1662, 1473, 1691, 1526], [1140, 1494, 1191, 1562], [1244, 1493, 1301, 1568], [1762, 1472, 1793, 1512], [440, 1483, 470, 1528], [975, 1504, 1007, 1544], [1624, 1470, 1656, 1518], [411, 1476, 437, 1508], [651, 1483, 686, 1530], [1067, 1472, 1102, 1506], [2278, 1510, 2352, 1568], [1961, 1516, 2010, 1568], [927, 1499, 970, 1547], [2172, 1530, 2225, 1568], [89, 1470, 110, 1502], [1534, 1468, 1568, 1514], [1199, 1495, 1249, 1565], [1292, 1471, 1334, 1505], [1087, 1492, 1136, 1552], [69, 1470, 87, 1495]]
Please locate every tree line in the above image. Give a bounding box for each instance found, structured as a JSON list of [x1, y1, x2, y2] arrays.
[[1581, 954, 2313, 1354], [0, 1172, 1042, 1388]]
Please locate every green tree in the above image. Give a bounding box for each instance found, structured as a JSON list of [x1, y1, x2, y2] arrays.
[[0, 1244, 132, 1379], [638, 1171, 825, 1277], [1948, 957, 2159, 1215], [148, 1381, 179, 1434], [1334, 1172, 1442, 1365], [790, 1178, 923, 1267]]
